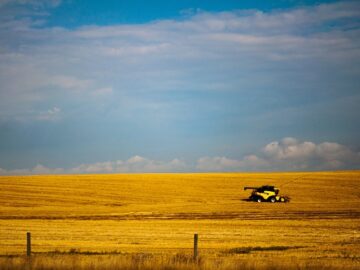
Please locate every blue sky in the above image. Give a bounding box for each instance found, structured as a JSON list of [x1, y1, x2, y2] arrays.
[[45, 0, 340, 26], [0, 0, 359, 174]]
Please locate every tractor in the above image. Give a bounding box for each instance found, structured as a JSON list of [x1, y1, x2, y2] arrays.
[[244, 185, 289, 203]]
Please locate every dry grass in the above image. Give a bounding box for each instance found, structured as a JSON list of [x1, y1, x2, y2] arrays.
[[1, 252, 359, 270], [0, 171, 359, 269]]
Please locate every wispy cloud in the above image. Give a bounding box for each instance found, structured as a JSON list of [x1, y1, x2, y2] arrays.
[[1, 1, 359, 124], [92, 87, 113, 97], [0, 0, 61, 8], [37, 106, 61, 121], [71, 156, 187, 174], [0, 1, 359, 170], [0, 156, 187, 175]]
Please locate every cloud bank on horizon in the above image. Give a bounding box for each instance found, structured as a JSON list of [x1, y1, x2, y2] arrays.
[[0, 0, 359, 173], [1, 137, 359, 174]]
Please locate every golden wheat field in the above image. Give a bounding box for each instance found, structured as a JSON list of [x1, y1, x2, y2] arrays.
[[0, 171, 359, 269]]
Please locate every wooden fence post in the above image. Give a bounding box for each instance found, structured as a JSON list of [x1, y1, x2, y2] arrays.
[[193, 233, 198, 260], [27, 232, 31, 257]]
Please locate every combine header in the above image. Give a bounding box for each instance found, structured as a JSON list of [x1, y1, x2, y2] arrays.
[[244, 185, 290, 203]]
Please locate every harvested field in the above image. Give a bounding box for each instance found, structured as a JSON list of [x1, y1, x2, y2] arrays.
[[0, 171, 359, 269]]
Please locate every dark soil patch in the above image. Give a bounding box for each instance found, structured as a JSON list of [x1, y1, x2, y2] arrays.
[[226, 245, 304, 254]]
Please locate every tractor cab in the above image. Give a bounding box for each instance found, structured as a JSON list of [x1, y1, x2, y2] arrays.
[[256, 185, 279, 195]]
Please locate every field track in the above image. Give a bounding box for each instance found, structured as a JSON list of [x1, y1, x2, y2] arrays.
[[0, 210, 359, 220]]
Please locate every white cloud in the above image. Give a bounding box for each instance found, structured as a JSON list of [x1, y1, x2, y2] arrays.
[[0, 0, 61, 8], [263, 137, 317, 160], [102, 43, 170, 57], [49, 75, 92, 90], [262, 138, 360, 169], [71, 161, 114, 174], [197, 156, 243, 171], [32, 164, 64, 174], [111, 156, 187, 173], [0, 156, 187, 175], [92, 87, 113, 96], [0, 1, 359, 122], [197, 138, 360, 172], [37, 106, 61, 121], [0, 163, 65, 175], [196, 155, 269, 171], [127, 155, 146, 164], [0, 138, 359, 175]]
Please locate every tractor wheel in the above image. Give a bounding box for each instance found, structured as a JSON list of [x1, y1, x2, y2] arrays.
[[256, 197, 262, 203], [270, 197, 276, 203], [280, 197, 285, 202]]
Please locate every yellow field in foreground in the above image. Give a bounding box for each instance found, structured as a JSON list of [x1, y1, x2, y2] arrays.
[[0, 171, 359, 269]]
